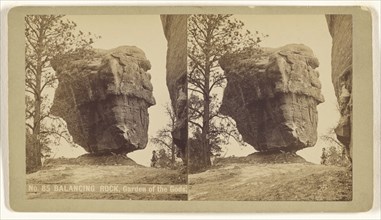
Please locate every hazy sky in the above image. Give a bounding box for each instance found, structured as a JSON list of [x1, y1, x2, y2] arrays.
[[50, 14, 339, 165]]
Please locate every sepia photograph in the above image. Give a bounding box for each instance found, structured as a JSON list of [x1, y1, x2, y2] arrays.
[[24, 13, 353, 201], [25, 14, 187, 200], [186, 14, 353, 201], [6, 5, 374, 213]]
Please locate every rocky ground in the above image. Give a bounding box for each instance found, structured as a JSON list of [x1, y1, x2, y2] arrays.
[[27, 153, 352, 201], [27, 155, 187, 200], [188, 154, 352, 201]]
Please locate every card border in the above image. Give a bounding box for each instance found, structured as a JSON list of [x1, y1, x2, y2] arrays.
[[7, 6, 373, 212]]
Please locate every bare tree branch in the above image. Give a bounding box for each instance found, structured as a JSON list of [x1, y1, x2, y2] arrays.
[[209, 75, 226, 92], [26, 123, 34, 131], [40, 77, 58, 93], [188, 87, 204, 96], [189, 120, 203, 130], [151, 137, 172, 150]]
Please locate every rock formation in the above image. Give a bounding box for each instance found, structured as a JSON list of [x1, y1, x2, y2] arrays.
[[219, 44, 324, 152], [51, 46, 155, 154], [326, 15, 352, 159], [160, 15, 188, 162]]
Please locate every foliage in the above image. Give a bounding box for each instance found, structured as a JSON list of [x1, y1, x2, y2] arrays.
[[154, 149, 184, 170], [324, 146, 350, 167], [320, 128, 351, 167], [187, 14, 267, 169], [25, 15, 99, 172]]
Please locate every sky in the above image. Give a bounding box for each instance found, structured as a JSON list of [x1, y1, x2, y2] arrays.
[[48, 14, 339, 165]]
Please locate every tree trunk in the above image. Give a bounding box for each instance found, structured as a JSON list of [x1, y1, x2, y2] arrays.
[[171, 142, 176, 165], [28, 32, 44, 172], [32, 62, 42, 171], [27, 71, 42, 172], [201, 50, 212, 168], [26, 134, 42, 173]]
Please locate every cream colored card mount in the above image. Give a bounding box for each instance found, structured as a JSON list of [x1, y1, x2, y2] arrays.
[[7, 6, 374, 212]]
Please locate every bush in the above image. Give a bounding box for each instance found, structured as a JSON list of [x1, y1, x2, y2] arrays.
[[154, 149, 183, 170], [324, 146, 350, 167]]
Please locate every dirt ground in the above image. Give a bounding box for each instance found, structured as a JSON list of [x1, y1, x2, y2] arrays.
[[188, 162, 352, 201], [27, 163, 187, 200], [27, 154, 352, 201]]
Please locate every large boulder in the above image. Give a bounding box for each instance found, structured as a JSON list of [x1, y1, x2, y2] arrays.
[[51, 46, 155, 154], [219, 44, 324, 152], [326, 15, 352, 159], [160, 15, 188, 162]]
